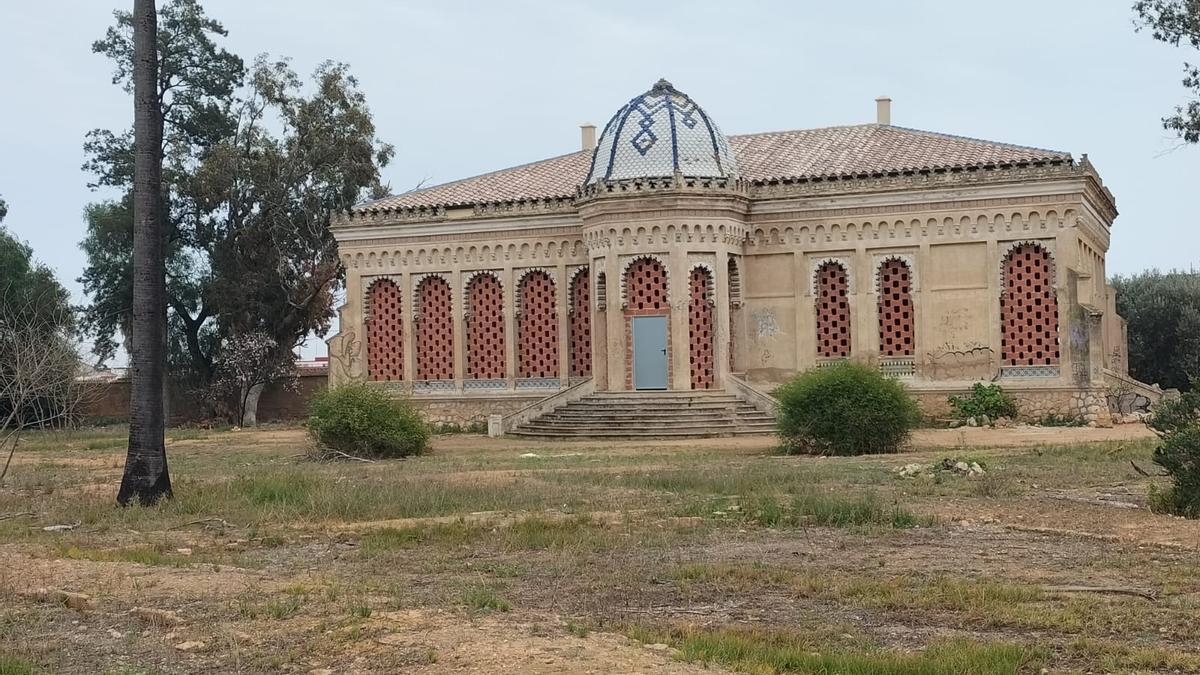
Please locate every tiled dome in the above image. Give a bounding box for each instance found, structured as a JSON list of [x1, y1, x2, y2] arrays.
[[585, 79, 738, 184]]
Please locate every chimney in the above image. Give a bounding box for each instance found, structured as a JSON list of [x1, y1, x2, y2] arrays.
[[580, 124, 597, 151], [875, 96, 892, 125]]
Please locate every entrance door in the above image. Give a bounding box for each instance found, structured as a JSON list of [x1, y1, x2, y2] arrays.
[[632, 315, 668, 390]]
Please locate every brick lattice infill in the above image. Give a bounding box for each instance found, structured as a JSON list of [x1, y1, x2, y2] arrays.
[[1002, 244, 1060, 366], [569, 272, 592, 377], [877, 259, 915, 357], [366, 279, 403, 381], [688, 267, 715, 389], [466, 273, 505, 379], [816, 262, 851, 358], [416, 276, 455, 380], [518, 271, 559, 378], [623, 258, 670, 388]]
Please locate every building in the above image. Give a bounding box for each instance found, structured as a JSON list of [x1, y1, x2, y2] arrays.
[[328, 79, 1150, 428]]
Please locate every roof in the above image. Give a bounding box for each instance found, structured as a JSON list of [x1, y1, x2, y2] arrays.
[[357, 123, 1072, 212], [586, 78, 738, 184]]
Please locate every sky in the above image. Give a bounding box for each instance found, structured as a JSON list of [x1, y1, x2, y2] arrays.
[[1, 0, 1197, 362]]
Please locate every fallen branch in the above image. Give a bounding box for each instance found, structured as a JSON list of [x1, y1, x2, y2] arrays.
[[1130, 460, 1167, 477], [168, 517, 235, 531], [1042, 584, 1158, 601], [0, 511, 34, 522], [328, 450, 374, 463]]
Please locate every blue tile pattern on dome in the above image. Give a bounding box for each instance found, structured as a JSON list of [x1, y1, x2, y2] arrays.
[[585, 79, 738, 184]]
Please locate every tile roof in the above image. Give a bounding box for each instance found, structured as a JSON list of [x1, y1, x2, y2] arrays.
[[357, 124, 1071, 212]]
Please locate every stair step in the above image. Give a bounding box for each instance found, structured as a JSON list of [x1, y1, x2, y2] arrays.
[[508, 389, 776, 439]]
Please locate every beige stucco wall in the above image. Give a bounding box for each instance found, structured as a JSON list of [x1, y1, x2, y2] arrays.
[[328, 163, 1125, 426]]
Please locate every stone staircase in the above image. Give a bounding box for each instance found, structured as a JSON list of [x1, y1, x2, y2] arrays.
[[508, 390, 776, 439]]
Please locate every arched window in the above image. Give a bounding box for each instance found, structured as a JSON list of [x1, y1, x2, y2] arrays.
[[624, 257, 668, 313], [366, 279, 403, 381], [569, 270, 592, 377], [466, 273, 505, 380], [415, 276, 454, 380], [815, 261, 851, 358], [517, 271, 558, 378], [688, 267, 715, 389], [877, 259, 914, 357], [1001, 243, 1059, 365]]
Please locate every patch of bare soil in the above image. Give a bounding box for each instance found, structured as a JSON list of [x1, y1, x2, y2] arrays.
[[346, 609, 716, 674]]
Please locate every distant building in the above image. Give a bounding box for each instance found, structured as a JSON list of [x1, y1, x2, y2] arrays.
[[328, 79, 1150, 427]]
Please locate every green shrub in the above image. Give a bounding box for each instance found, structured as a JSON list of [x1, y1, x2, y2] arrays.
[[775, 362, 920, 456], [306, 384, 429, 459], [1148, 390, 1200, 518], [948, 383, 1018, 420]]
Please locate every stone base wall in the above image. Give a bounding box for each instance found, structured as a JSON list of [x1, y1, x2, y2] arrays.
[[909, 385, 1112, 427], [409, 394, 546, 426]]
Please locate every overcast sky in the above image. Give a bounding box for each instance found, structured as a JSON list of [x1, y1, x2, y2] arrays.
[[1, 1, 1197, 361]]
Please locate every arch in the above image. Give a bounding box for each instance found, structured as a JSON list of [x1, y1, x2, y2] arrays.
[[365, 278, 403, 381], [688, 266, 715, 389], [517, 270, 559, 378], [622, 256, 670, 311], [415, 276, 454, 381], [465, 272, 505, 380], [569, 268, 592, 377], [1001, 243, 1060, 366], [815, 261, 851, 359], [877, 258, 915, 357]]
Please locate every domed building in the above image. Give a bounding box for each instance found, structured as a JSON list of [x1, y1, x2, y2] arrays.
[[328, 79, 1155, 433]]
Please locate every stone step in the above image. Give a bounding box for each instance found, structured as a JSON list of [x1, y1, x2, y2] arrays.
[[509, 427, 775, 439], [563, 400, 744, 410], [508, 388, 776, 439], [513, 417, 768, 427]]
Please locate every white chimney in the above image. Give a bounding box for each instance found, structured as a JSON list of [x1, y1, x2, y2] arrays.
[[875, 96, 892, 125], [580, 124, 597, 151]]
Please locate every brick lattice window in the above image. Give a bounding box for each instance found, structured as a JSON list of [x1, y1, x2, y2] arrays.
[[569, 271, 592, 377], [518, 271, 559, 378], [625, 258, 668, 313], [1002, 244, 1060, 365], [466, 273, 505, 379], [689, 267, 715, 389], [816, 262, 851, 358], [416, 276, 454, 380], [366, 279, 403, 381], [877, 259, 914, 357]]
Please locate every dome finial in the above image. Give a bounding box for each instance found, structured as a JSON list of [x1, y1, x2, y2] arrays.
[[651, 78, 674, 93]]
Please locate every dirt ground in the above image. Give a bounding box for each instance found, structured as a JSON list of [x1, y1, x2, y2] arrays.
[[2, 423, 1198, 674]]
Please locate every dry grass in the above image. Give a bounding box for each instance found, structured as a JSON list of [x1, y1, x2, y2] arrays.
[[1, 425, 1197, 674]]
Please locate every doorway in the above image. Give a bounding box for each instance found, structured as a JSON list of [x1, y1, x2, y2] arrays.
[[632, 315, 668, 390]]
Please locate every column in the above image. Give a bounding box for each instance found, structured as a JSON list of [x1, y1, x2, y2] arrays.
[[669, 252, 690, 390], [606, 254, 625, 391], [713, 249, 731, 388], [557, 262, 570, 387], [451, 269, 465, 391], [503, 266, 516, 389]]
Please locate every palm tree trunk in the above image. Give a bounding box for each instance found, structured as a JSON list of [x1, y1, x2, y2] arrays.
[[118, 0, 172, 506]]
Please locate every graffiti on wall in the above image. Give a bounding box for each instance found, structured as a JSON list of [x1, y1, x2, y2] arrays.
[[925, 341, 998, 380]]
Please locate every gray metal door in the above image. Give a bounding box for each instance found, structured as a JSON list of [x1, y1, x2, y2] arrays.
[[632, 315, 668, 390]]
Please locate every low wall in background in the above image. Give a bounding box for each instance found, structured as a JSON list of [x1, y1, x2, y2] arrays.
[[78, 367, 329, 426]]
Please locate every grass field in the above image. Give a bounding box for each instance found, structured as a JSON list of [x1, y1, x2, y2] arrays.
[[1, 424, 1198, 674]]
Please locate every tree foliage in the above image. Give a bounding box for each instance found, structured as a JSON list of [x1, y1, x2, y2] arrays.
[[1147, 387, 1200, 517], [775, 362, 921, 456], [1113, 270, 1200, 391], [307, 384, 429, 460], [1133, 0, 1200, 143], [81, 0, 393, 421], [0, 202, 84, 485]]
